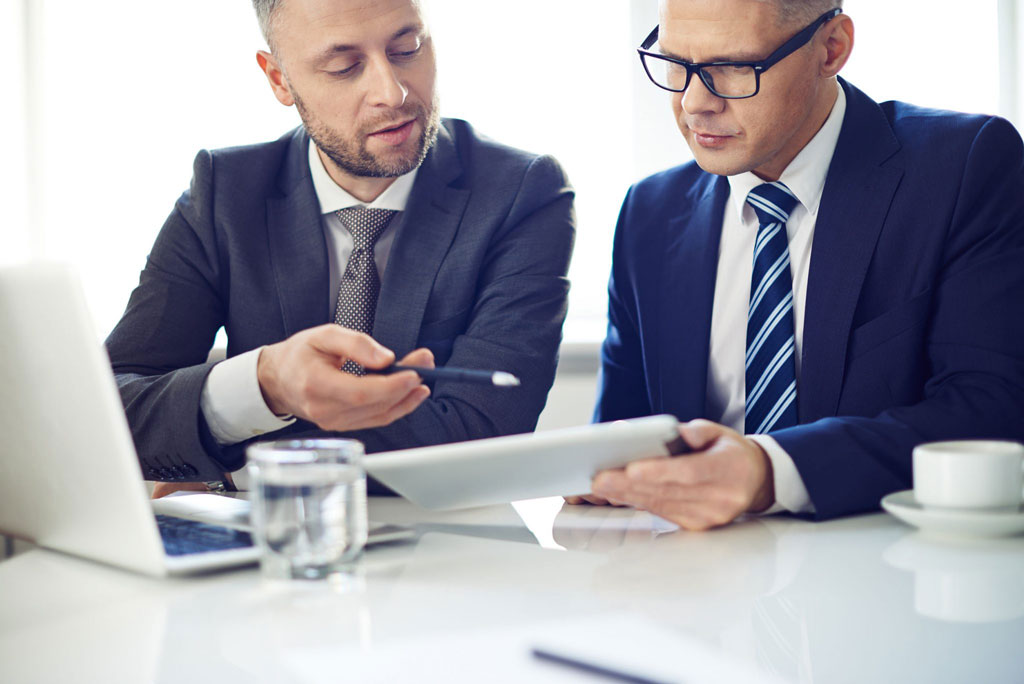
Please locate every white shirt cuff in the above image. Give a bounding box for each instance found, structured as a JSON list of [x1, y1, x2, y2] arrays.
[[747, 434, 816, 515], [199, 347, 296, 446]]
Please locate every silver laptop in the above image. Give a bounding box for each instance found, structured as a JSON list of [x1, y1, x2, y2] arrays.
[[0, 263, 409, 577]]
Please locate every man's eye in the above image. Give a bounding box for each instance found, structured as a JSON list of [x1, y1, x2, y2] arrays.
[[389, 44, 421, 61], [328, 62, 360, 77]]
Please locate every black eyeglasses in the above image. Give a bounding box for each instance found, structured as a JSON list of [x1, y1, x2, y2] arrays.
[[637, 8, 841, 99]]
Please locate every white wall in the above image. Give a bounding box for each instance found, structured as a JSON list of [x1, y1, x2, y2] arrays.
[[1, 1, 31, 264]]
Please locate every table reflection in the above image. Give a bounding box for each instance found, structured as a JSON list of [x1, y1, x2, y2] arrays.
[[884, 533, 1024, 623]]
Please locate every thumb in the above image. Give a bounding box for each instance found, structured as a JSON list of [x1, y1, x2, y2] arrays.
[[399, 347, 435, 369], [678, 419, 728, 452], [310, 324, 395, 369]]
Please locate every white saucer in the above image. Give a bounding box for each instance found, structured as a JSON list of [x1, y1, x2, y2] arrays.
[[881, 490, 1024, 538]]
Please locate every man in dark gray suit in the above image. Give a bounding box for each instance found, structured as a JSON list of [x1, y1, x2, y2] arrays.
[[105, 0, 575, 491]]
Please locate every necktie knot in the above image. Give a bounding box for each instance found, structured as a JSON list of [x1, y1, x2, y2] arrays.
[[746, 182, 800, 226], [336, 207, 397, 250]]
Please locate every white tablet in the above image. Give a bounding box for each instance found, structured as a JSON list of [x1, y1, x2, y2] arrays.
[[364, 415, 686, 510]]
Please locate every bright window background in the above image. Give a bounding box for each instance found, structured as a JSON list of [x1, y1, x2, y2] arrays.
[[2, 1, 1020, 343], [1, 1, 31, 265]]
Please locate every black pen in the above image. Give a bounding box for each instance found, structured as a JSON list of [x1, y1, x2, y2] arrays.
[[370, 364, 521, 387], [531, 648, 674, 684]]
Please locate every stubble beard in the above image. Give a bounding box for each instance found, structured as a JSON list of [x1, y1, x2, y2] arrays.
[[293, 89, 441, 179]]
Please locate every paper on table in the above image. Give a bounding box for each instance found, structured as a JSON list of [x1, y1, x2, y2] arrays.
[[150, 493, 252, 528], [279, 612, 789, 684]]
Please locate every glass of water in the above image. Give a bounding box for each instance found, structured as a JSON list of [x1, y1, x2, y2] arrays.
[[247, 439, 368, 580]]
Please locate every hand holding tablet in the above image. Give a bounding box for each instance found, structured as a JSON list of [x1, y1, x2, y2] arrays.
[[364, 415, 687, 510]]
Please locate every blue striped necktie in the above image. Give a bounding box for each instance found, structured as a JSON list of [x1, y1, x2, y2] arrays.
[[745, 182, 800, 434]]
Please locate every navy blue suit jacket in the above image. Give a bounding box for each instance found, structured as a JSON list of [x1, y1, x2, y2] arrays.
[[595, 79, 1024, 519], [107, 119, 575, 482]]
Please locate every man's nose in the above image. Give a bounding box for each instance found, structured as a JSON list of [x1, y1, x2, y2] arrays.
[[365, 56, 408, 108], [681, 73, 725, 116]]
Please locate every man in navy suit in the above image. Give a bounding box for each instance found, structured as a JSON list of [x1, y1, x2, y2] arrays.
[[106, 0, 575, 489], [580, 0, 1024, 527]]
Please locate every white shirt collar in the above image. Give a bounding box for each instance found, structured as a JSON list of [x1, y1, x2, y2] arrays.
[[307, 138, 418, 214], [727, 82, 847, 223]]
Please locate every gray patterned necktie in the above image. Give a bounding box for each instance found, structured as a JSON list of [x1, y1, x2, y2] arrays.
[[333, 207, 397, 375]]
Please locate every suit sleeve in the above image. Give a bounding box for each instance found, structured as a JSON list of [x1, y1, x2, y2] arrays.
[[593, 187, 655, 422], [104, 150, 231, 482], [338, 154, 576, 453], [773, 117, 1024, 520]]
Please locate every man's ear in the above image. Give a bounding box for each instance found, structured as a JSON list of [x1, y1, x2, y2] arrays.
[[819, 14, 854, 78], [257, 50, 295, 107]]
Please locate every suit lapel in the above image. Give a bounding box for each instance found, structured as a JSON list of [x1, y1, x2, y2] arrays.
[[658, 175, 729, 420], [373, 124, 470, 356], [267, 128, 332, 337], [800, 80, 903, 421]]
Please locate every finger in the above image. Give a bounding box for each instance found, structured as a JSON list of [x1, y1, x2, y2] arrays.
[[378, 385, 430, 425], [598, 472, 719, 510], [581, 494, 611, 506], [625, 452, 715, 487], [595, 482, 708, 528], [610, 472, 750, 529], [318, 380, 426, 430], [151, 481, 207, 499], [591, 469, 632, 501], [310, 324, 396, 369], [301, 372, 421, 427], [614, 478, 712, 504], [591, 470, 649, 504], [399, 347, 435, 369], [313, 367, 422, 408], [678, 419, 729, 452], [592, 470, 707, 510], [625, 491, 738, 531], [563, 494, 611, 506]]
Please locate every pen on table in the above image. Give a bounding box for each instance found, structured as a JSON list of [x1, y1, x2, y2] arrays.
[[369, 364, 521, 387], [531, 648, 674, 684]]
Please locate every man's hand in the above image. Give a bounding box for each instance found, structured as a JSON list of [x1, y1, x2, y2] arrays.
[[151, 481, 208, 499], [257, 324, 434, 432], [588, 420, 775, 531], [151, 473, 235, 499], [564, 493, 619, 506]]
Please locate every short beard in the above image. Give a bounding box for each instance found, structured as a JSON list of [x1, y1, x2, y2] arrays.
[[293, 89, 441, 178]]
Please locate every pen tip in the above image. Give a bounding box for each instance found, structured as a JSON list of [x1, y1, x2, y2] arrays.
[[493, 372, 521, 387]]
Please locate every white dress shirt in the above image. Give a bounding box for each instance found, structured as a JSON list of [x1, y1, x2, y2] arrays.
[[198, 141, 419, 446], [705, 84, 847, 514]]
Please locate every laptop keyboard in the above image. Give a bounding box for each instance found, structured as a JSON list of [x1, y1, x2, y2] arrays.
[[156, 515, 254, 556]]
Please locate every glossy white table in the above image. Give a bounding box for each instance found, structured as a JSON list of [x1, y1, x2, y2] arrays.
[[1, 497, 1022, 683]]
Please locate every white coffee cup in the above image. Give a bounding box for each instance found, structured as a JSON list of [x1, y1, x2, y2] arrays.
[[913, 440, 1024, 511]]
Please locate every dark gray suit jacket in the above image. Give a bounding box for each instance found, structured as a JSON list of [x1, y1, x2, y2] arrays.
[[106, 119, 576, 482]]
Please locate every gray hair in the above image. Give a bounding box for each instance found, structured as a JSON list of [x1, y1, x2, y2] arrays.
[[251, 0, 282, 48], [250, 0, 428, 50], [763, 0, 844, 27]]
